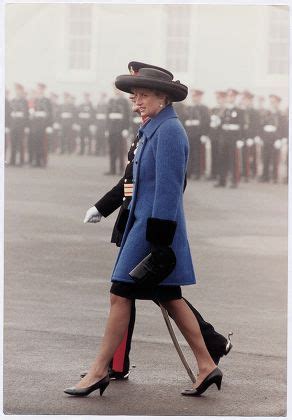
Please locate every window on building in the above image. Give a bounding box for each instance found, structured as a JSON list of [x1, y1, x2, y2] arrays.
[[166, 5, 190, 73], [267, 7, 289, 75], [68, 4, 92, 70]]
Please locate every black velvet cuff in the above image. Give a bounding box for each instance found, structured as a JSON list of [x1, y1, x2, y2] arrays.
[[146, 217, 177, 246]]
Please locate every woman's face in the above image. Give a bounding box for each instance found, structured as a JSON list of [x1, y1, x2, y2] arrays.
[[132, 88, 166, 118]]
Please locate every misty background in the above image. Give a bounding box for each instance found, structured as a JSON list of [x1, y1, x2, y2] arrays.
[[5, 4, 289, 107]]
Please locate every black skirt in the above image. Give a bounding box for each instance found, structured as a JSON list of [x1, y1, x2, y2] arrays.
[[110, 281, 182, 301]]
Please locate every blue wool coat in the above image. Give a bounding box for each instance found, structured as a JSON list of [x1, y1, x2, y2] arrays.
[[111, 105, 196, 286]]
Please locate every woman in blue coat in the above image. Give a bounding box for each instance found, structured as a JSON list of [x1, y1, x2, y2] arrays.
[[64, 67, 223, 398]]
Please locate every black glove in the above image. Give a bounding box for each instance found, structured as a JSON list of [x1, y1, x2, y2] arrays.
[[129, 218, 177, 287], [129, 246, 176, 288]]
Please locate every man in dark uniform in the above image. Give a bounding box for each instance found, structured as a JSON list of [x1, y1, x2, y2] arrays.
[[58, 92, 76, 154], [240, 91, 261, 182], [208, 91, 226, 180], [77, 92, 94, 155], [95, 92, 108, 156], [105, 87, 130, 175], [49, 92, 61, 153], [215, 89, 244, 188], [260, 94, 283, 183], [185, 89, 210, 180], [83, 62, 232, 381], [30, 83, 52, 167], [9, 83, 29, 166]]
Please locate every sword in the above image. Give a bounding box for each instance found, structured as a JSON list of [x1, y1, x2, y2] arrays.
[[159, 303, 196, 383]]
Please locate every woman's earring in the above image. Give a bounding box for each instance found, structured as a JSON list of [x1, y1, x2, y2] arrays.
[[160, 103, 163, 108]]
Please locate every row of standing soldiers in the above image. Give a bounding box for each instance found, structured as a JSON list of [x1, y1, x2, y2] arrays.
[[177, 88, 289, 187], [5, 83, 131, 168], [5, 84, 289, 185]]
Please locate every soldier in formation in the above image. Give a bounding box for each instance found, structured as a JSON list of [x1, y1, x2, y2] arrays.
[[77, 92, 95, 155], [184, 89, 210, 180], [5, 81, 288, 185], [105, 87, 130, 175], [8, 83, 29, 166]]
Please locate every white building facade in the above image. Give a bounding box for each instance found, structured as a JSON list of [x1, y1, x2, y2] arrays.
[[5, 4, 289, 107]]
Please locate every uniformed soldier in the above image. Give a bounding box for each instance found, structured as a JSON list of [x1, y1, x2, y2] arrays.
[[58, 92, 76, 154], [240, 91, 261, 181], [77, 92, 94, 155], [49, 92, 61, 153], [208, 91, 226, 180], [9, 83, 29, 166], [105, 88, 130, 175], [215, 89, 244, 188], [71, 95, 80, 154], [94, 92, 108, 156], [30, 83, 53, 167], [185, 89, 210, 180], [82, 61, 233, 382], [260, 94, 283, 183]]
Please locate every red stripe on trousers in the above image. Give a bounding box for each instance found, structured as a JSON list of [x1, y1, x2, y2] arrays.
[[112, 329, 128, 372]]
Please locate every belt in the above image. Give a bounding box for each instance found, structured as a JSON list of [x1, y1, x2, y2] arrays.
[[263, 125, 276, 133], [185, 119, 200, 127], [61, 112, 72, 119], [79, 112, 90, 119], [34, 111, 47, 118], [222, 124, 240, 131], [109, 113, 123, 120], [96, 113, 106, 120], [11, 111, 24, 118]]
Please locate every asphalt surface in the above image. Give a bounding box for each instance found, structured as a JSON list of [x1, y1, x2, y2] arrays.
[[3, 154, 288, 416]]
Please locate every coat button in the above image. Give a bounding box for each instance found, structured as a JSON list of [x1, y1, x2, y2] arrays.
[[135, 161, 138, 164], [131, 142, 135, 146], [123, 197, 126, 201]]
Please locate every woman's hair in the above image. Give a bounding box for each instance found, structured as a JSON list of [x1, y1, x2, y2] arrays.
[[153, 89, 173, 106]]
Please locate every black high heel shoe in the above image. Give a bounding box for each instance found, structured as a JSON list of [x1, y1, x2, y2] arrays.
[[64, 374, 110, 397], [181, 367, 223, 397]]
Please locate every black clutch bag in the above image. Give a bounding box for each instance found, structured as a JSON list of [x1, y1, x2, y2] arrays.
[[129, 247, 176, 288]]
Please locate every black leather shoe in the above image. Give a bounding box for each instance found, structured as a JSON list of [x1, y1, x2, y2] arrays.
[[64, 374, 109, 397], [214, 182, 225, 188], [181, 367, 223, 397], [210, 331, 233, 365]]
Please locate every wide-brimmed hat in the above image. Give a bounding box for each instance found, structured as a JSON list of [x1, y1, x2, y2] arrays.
[[115, 67, 188, 102], [128, 61, 174, 79]]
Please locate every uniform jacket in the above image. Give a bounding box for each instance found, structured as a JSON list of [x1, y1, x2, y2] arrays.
[[260, 109, 282, 140], [95, 133, 139, 246], [95, 101, 108, 132], [10, 97, 29, 130], [5, 98, 12, 128], [242, 107, 260, 139], [184, 104, 210, 137], [111, 105, 196, 286], [32, 96, 53, 129], [209, 106, 224, 138], [106, 96, 130, 134], [77, 102, 94, 131], [220, 105, 244, 140], [58, 103, 77, 129]]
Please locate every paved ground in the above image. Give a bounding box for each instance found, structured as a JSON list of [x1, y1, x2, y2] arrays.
[[3, 154, 288, 416]]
